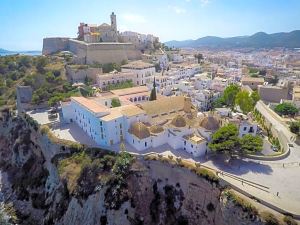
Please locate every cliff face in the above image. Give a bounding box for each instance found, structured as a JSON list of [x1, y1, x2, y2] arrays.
[[0, 111, 263, 225]]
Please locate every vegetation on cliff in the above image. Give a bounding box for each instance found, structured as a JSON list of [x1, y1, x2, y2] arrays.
[[0, 54, 81, 108], [58, 149, 134, 209]]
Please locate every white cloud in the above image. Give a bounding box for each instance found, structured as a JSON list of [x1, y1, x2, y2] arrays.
[[199, 0, 212, 6], [168, 6, 187, 14], [120, 13, 146, 24]]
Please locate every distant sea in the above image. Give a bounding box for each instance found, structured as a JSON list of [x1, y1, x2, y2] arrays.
[[0, 51, 42, 56]]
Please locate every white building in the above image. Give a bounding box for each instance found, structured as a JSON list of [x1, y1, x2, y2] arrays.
[[211, 77, 230, 92], [194, 72, 212, 90], [121, 61, 155, 86], [61, 95, 209, 157], [96, 71, 135, 90]]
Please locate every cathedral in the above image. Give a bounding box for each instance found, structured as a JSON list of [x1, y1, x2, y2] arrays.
[[77, 12, 118, 43]]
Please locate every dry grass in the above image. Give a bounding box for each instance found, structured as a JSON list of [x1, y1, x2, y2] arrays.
[[39, 124, 83, 150], [260, 211, 281, 225], [223, 189, 258, 215], [58, 151, 92, 192], [144, 153, 219, 184]]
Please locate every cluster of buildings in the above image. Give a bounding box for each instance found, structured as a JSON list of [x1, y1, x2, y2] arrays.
[[58, 48, 264, 157], [77, 12, 159, 50], [42, 12, 159, 65], [35, 18, 300, 158], [61, 93, 258, 156]]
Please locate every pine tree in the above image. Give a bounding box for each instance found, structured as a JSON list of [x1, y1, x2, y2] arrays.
[[149, 77, 157, 101]]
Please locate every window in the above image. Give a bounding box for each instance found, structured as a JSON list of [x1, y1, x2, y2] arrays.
[[249, 127, 254, 133], [100, 121, 103, 126], [184, 141, 186, 145], [133, 139, 135, 143], [191, 144, 193, 148], [145, 142, 147, 147], [243, 127, 247, 131]]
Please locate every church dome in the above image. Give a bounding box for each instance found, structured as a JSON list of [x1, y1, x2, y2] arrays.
[[199, 116, 220, 131], [149, 125, 164, 134], [129, 122, 150, 139], [171, 115, 187, 127]]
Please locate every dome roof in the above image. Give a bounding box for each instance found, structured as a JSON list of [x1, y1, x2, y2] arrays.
[[129, 122, 150, 139], [149, 125, 164, 134], [199, 116, 220, 131], [171, 115, 187, 127]]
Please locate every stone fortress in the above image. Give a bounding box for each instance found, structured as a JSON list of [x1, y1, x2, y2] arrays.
[[42, 12, 159, 65]]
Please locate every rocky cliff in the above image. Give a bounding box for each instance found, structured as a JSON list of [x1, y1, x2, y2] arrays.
[[0, 110, 266, 225]]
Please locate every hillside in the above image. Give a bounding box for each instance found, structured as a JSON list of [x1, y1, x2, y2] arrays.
[[165, 30, 300, 49], [0, 54, 81, 109]]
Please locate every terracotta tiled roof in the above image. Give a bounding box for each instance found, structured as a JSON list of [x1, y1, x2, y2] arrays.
[[120, 105, 145, 117], [241, 76, 264, 83], [71, 97, 108, 114], [171, 115, 187, 127], [110, 86, 149, 96], [139, 96, 185, 116], [199, 116, 220, 131], [128, 122, 150, 139], [149, 125, 164, 134]]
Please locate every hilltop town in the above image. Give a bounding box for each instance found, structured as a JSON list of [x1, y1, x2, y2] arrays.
[[1, 11, 300, 225]]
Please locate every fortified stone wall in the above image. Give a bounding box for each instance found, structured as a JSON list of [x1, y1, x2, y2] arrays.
[[65, 65, 102, 83], [43, 38, 142, 65], [42, 37, 70, 55], [84, 42, 142, 64]]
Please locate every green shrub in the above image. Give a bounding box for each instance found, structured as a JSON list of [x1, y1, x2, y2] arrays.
[[195, 168, 219, 184], [223, 190, 258, 215], [260, 212, 280, 225], [40, 125, 50, 135], [283, 216, 298, 225]]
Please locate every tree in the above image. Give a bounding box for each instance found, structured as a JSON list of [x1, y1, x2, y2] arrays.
[[289, 121, 300, 134], [111, 98, 121, 107], [274, 102, 299, 117], [194, 53, 203, 63], [212, 96, 225, 108], [149, 78, 157, 101], [45, 71, 55, 82], [18, 55, 32, 68], [240, 134, 263, 154], [154, 63, 161, 72], [259, 70, 267, 76], [268, 75, 278, 85], [223, 84, 241, 108], [250, 90, 260, 104], [36, 57, 48, 73], [208, 124, 239, 158], [235, 90, 254, 114]]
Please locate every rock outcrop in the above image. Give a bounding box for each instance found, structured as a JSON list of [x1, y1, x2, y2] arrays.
[[0, 111, 265, 225]]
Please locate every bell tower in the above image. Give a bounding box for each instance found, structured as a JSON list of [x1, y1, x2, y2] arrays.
[[110, 12, 117, 32]]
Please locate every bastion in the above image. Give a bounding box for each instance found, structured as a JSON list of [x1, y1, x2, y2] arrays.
[[42, 37, 142, 65]]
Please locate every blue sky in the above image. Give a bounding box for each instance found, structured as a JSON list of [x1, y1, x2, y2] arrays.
[[1, 0, 300, 50]]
